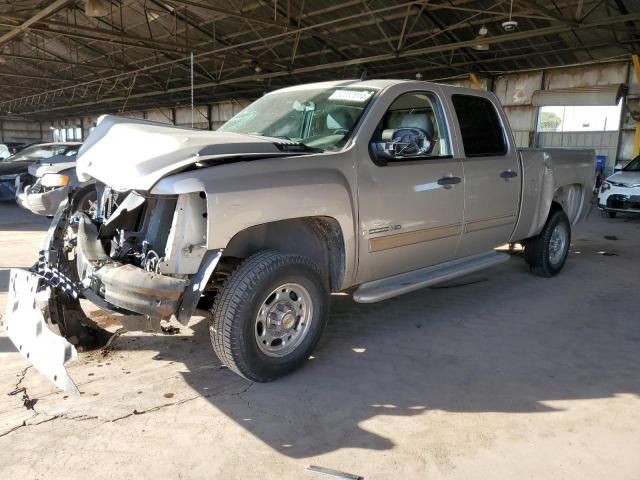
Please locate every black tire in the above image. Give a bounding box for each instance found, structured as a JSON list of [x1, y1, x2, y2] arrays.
[[607, 211, 617, 218], [210, 250, 329, 382], [523, 209, 571, 277], [71, 185, 97, 214]]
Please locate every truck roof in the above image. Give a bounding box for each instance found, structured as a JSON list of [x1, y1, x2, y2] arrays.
[[271, 78, 491, 98]]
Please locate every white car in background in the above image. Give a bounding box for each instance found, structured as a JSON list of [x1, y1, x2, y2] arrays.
[[598, 155, 640, 217], [0, 144, 10, 160]]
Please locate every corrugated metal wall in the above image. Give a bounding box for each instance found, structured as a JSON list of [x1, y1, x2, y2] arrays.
[[446, 62, 633, 168], [493, 72, 542, 148], [537, 131, 618, 160], [0, 119, 42, 143], [47, 99, 252, 140]]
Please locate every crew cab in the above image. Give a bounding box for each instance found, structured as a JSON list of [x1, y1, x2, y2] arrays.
[[4, 79, 594, 392]]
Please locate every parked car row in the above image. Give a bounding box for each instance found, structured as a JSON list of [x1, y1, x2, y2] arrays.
[[0, 142, 84, 214]]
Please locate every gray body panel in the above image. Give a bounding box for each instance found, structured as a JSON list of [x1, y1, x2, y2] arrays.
[[6, 80, 594, 329], [79, 80, 593, 291]]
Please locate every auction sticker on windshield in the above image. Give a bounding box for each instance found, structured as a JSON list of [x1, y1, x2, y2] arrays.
[[328, 90, 374, 102]]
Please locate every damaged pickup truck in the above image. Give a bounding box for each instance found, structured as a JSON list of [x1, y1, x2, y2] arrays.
[[5, 80, 595, 392]]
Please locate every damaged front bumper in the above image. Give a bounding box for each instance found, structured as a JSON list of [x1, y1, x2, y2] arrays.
[[4, 200, 221, 393], [75, 213, 190, 318], [16, 183, 68, 216], [5, 268, 81, 394]]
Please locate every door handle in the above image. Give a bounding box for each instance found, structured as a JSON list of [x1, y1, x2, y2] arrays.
[[437, 176, 462, 189], [500, 170, 518, 179]]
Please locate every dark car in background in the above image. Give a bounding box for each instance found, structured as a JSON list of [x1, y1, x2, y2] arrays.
[[0, 142, 81, 201], [16, 144, 96, 216]]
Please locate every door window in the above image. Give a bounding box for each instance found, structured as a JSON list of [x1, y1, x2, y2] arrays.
[[452, 94, 507, 157], [371, 92, 452, 163]]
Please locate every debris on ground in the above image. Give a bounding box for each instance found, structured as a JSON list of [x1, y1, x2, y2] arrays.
[[100, 327, 125, 354], [306, 465, 363, 480], [604, 235, 619, 240], [8, 387, 37, 410], [597, 251, 619, 256], [161, 325, 180, 335]]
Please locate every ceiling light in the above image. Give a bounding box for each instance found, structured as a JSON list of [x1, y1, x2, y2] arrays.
[[85, 0, 110, 18], [502, 0, 519, 32], [471, 26, 490, 51]]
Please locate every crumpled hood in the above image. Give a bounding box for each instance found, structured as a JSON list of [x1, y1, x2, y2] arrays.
[[29, 154, 77, 177], [607, 170, 640, 187], [77, 115, 306, 191]]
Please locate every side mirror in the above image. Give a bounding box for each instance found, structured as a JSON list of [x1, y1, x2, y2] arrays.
[[370, 127, 433, 165]]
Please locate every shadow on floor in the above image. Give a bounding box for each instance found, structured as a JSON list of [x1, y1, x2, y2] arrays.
[[95, 256, 640, 459], [0, 336, 17, 353]]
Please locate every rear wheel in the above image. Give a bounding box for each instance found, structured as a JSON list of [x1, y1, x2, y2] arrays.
[[524, 209, 571, 277], [607, 211, 617, 218], [210, 250, 329, 382]]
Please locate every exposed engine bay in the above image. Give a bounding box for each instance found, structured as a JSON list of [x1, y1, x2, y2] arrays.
[[65, 184, 217, 320], [94, 185, 208, 274]]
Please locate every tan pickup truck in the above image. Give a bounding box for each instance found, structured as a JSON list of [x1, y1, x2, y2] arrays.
[[5, 79, 594, 392]]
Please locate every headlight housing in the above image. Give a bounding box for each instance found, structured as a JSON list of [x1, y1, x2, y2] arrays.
[[41, 173, 70, 188], [600, 181, 611, 191]]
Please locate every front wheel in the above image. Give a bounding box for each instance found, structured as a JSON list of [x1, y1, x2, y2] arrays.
[[523, 209, 571, 277], [71, 185, 97, 215], [210, 250, 329, 382]]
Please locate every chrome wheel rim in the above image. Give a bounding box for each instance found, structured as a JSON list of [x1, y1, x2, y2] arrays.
[[255, 282, 313, 357], [548, 223, 568, 265]]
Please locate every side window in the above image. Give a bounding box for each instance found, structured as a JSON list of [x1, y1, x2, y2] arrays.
[[371, 91, 452, 163], [451, 94, 507, 157]]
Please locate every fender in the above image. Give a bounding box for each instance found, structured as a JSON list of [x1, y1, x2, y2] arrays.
[[151, 155, 359, 288]]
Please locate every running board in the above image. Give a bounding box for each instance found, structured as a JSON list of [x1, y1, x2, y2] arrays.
[[353, 251, 510, 303]]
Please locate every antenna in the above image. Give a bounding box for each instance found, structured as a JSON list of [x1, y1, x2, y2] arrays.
[[360, 70, 368, 81], [190, 52, 194, 128]]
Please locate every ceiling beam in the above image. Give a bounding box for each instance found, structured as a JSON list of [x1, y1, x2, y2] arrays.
[[6, 11, 638, 116], [0, 51, 129, 72], [0, 0, 73, 48]]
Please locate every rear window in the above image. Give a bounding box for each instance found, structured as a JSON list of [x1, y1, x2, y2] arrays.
[[452, 94, 507, 157]]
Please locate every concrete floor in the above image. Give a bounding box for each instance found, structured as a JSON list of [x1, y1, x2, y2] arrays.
[[1, 201, 639, 480]]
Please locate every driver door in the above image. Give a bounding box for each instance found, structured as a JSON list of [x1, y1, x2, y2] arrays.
[[356, 88, 464, 283]]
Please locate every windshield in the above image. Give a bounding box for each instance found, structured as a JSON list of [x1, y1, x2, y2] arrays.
[[623, 155, 640, 172], [6, 144, 73, 162], [218, 86, 377, 150]]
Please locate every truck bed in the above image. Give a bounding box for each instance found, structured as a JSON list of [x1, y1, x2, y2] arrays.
[[510, 148, 595, 242]]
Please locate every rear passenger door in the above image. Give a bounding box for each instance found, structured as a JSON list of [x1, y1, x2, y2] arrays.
[[449, 93, 520, 256]]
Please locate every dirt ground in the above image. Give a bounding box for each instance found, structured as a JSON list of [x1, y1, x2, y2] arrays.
[[1, 201, 639, 480]]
